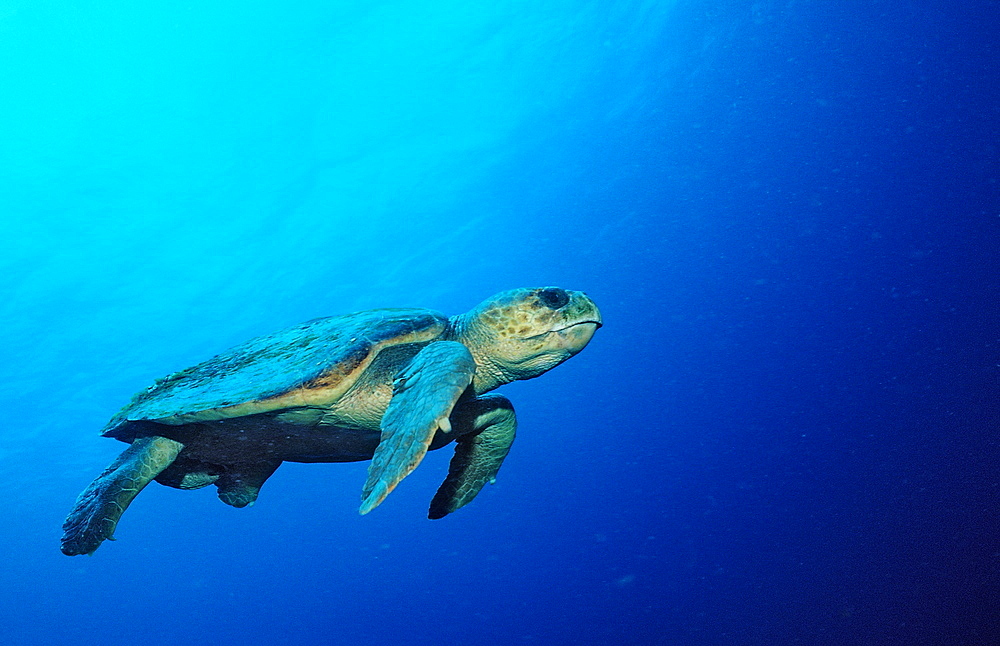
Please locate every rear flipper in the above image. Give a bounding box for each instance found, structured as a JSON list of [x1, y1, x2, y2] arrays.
[[155, 456, 221, 490], [429, 394, 516, 519], [216, 461, 281, 508], [61, 435, 183, 556]]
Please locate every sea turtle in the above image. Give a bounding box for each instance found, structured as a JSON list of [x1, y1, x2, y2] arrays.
[[61, 287, 601, 555]]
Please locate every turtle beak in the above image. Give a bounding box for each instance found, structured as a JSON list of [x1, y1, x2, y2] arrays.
[[565, 290, 602, 329], [549, 291, 601, 352]]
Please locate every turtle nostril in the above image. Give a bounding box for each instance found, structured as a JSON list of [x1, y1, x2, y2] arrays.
[[537, 288, 570, 309]]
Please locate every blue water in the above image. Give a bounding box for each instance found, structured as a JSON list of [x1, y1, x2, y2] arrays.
[[1, 1, 997, 643]]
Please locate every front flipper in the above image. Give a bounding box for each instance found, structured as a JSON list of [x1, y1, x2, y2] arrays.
[[429, 394, 516, 519], [359, 341, 476, 514], [61, 435, 184, 556]]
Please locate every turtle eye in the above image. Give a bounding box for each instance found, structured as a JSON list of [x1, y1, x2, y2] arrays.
[[537, 288, 570, 309]]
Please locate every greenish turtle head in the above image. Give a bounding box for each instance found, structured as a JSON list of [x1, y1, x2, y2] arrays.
[[451, 287, 602, 392]]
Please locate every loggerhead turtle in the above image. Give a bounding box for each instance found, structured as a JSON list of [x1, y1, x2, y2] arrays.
[[61, 287, 601, 555]]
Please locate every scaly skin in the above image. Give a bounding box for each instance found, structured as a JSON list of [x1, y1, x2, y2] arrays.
[[61, 436, 183, 556], [447, 287, 601, 394], [360, 341, 476, 514], [428, 394, 516, 519]]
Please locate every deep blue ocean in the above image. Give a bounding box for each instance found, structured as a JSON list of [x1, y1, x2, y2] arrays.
[[1, 1, 997, 644]]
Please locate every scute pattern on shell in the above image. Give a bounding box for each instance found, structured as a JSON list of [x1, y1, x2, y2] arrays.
[[101, 308, 446, 436]]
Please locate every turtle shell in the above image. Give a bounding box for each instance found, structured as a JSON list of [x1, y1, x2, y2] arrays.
[[102, 308, 447, 439]]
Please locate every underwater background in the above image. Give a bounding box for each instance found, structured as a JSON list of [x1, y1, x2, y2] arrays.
[[1, 0, 997, 644]]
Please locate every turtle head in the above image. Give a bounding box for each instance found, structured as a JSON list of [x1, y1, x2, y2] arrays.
[[452, 287, 602, 392]]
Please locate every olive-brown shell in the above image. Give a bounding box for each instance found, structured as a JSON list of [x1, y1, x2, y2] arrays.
[[102, 308, 447, 440]]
